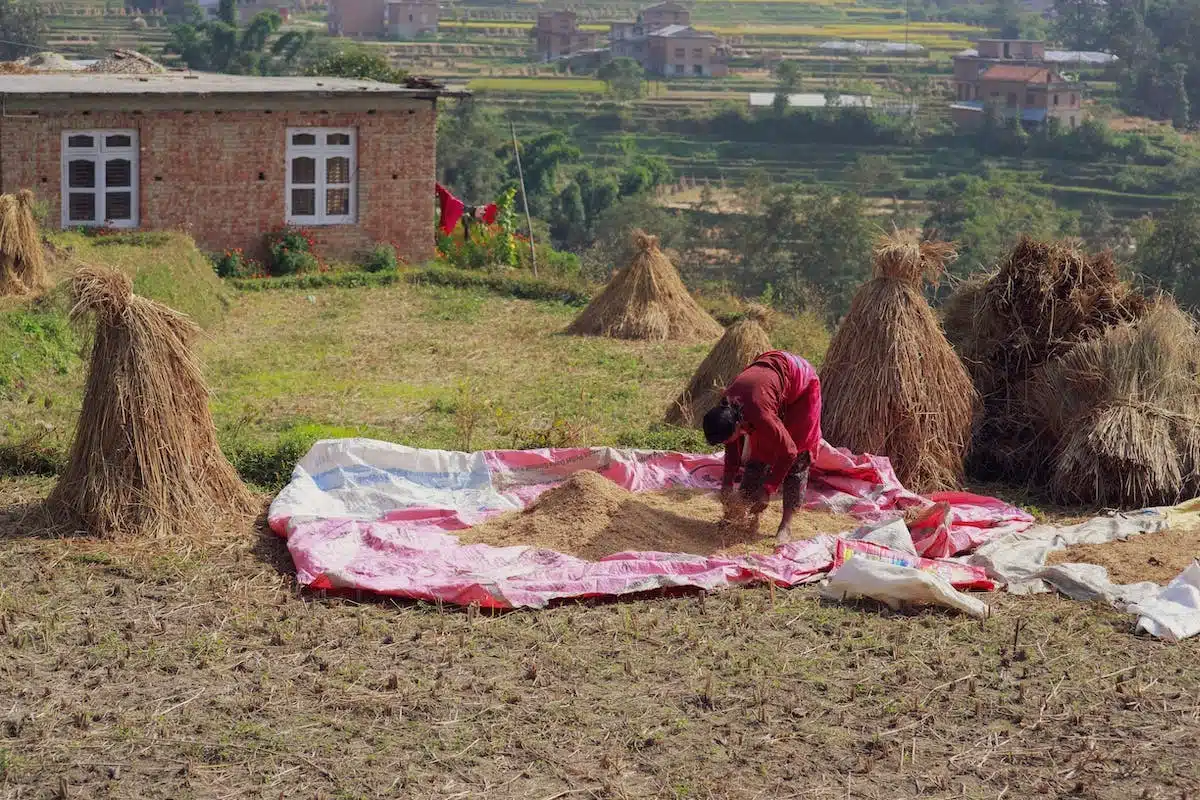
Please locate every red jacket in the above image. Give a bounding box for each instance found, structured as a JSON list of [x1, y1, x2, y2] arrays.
[[722, 350, 821, 494]]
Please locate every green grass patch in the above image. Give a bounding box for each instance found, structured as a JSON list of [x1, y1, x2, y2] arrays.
[[468, 77, 607, 94]]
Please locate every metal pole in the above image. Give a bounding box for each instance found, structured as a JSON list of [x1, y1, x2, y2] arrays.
[[511, 121, 538, 277]]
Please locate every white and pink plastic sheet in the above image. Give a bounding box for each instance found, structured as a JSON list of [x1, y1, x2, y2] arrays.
[[267, 438, 1033, 609]]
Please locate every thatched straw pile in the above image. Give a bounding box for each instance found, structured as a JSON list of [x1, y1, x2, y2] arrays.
[[48, 266, 254, 538], [665, 304, 772, 427], [820, 230, 977, 492], [943, 237, 1149, 480], [0, 190, 48, 296], [567, 230, 722, 342], [1024, 300, 1200, 507]]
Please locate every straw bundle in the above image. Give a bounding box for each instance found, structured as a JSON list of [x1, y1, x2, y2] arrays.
[[1025, 300, 1200, 508], [665, 304, 772, 427], [0, 190, 48, 296], [48, 266, 254, 538], [820, 230, 977, 492], [945, 237, 1149, 481], [566, 230, 722, 342]]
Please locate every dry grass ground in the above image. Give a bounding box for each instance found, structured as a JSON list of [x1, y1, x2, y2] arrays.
[[1, 476, 1198, 800]]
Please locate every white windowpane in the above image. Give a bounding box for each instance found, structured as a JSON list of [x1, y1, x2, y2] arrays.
[[326, 156, 350, 184], [106, 159, 132, 188], [292, 157, 316, 185], [291, 188, 316, 217], [68, 193, 96, 222], [68, 134, 94, 148], [326, 133, 351, 146], [292, 133, 317, 146], [69, 160, 95, 189], [326, 188, 350, 216], [105, 192, 132, 221], [105, 134, 132, 148]]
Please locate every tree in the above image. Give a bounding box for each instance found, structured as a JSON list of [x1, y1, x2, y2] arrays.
[[1135, 193, 1200, 308], [923, 174, 1079, 275], [306, 47, 409, 83], [773, 60, 802, 116], [437, 101, 509, 204], [1171, 63, 1190, 130], [0, 0, 46, 61], [597, 58, 645, 101], [1052, 0, 1108, 50], [163, 6, 311, 74], [513, 130, 581, 218]]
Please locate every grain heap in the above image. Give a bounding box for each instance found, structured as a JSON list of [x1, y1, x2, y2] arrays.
[[0, 190, 48, 296], [943, 237, 1148, 482], [665, 304, 772, 427], [820, 230, 976, 492], [460, 470, 856, 559], [566, 230, 722, 342], [48, 266, 255, 538]]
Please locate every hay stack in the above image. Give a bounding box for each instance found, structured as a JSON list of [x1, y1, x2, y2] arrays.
[[48, 266, 254, 538], [566, 230, 722, 342], [945, 237, 1149, 480], [820, 230, 977, 492], [665, 304, 773, 427], [1025, 300, 1200, 507], [0, 190, 48, 296]]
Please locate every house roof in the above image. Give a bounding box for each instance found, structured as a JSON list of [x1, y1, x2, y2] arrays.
[[0, 72, 466, 100], [647, 24, 716, 38], [980, 64, 1051, 83]]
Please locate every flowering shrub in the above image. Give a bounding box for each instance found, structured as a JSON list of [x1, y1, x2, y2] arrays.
[[213, 248, 264, 278], [265, 226, 322, 276]]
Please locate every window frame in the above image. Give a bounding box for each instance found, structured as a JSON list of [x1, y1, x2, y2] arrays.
[[285, 127, 357, 226], [60, 129, 139, 229]]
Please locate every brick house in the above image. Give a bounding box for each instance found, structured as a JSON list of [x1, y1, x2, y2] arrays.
[[951, 64, 1082, 129], [0, 73, 462, 263], [386, 0, 438, 38], [951, 38, 1084, 129], [640, 1, 690, 30], [535, 11, 598, 60], [609, 4, 725, 78], [644, 26, 727, 77]]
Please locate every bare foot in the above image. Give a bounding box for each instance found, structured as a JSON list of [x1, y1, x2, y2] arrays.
[[775, 525, 792, 545]]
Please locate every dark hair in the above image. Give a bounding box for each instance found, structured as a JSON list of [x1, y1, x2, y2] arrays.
[[702, 399, 742, 446]]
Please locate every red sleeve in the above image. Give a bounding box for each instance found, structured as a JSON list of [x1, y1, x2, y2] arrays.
[[723, 438, 742, 484], [745, 406, 798, 496]]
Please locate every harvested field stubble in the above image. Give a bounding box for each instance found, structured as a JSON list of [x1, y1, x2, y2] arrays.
[[1, 476, 1198, 800]]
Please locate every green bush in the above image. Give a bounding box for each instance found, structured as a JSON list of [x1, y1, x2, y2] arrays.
[[212, 248, 262, 279], [266, 227, 322, 276], [364, 243, 399, 273], [90, 231, 173, 248]]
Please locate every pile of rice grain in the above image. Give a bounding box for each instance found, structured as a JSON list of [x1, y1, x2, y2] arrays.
[[459, 470, 857, 560]]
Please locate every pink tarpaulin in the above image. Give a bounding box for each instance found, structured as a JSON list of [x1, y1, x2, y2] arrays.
[[268, 439, 1033, 609]]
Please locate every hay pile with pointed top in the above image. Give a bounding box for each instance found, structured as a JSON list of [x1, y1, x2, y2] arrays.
[[820, 230, 977, 492], [567, 230, 722, 342], [943, 236, 1149, 482], [0, 190, 48, 296], [665, 304, 773, 427], [48, 266, 254, 538], [1023, 299, 1200, 508]]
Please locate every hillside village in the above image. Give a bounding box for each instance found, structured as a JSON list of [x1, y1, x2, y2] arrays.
[[1, 0, 1200, 798]]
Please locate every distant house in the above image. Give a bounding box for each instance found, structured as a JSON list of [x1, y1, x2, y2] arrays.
[[535, 10, 598, 60], [329, 0, 438, 39], [0, 73, 463, 263], [950, 39, 1084, 129], [608, 3, 726, 78]]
